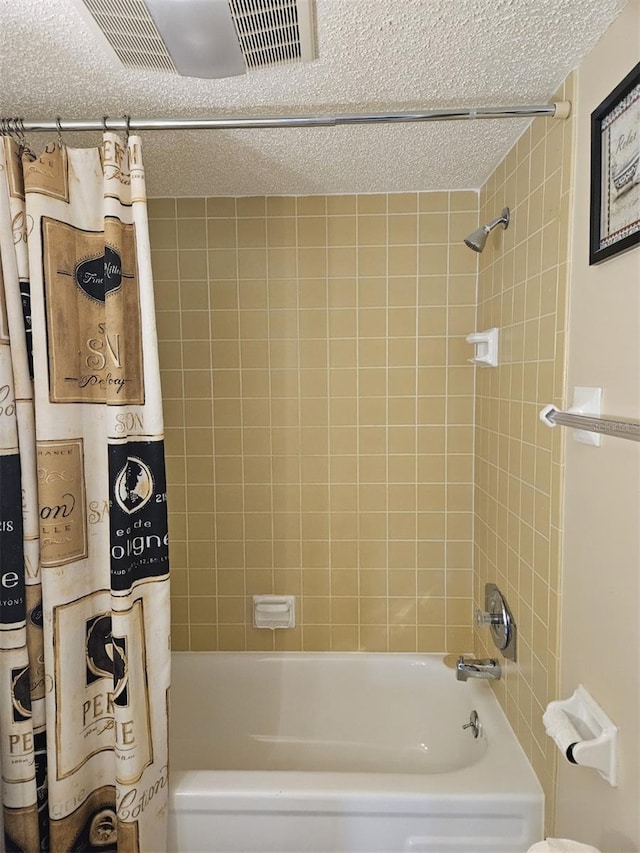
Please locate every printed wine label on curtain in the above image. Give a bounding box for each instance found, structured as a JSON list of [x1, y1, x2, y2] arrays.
[[111, 599, 153, 784], [41, 215, 144, 405], [0, 648, 34, 784], [37, 438, 87, 567], [34, 727, 49, 848], [20, 279, 33, 380], [0, 453, 26, 627], [25, 584, 46, 701], [102, 136, 134, 202], [53, 591, 152, 783], [49, 784, 140, 853], [23, 142, 69, 203], [3, 139, 28, 202], [3, 802, 40, 853], [108, 440, 169, 592]]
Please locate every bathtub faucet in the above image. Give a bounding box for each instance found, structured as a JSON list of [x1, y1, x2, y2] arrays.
[[456, 656, 501, 681]]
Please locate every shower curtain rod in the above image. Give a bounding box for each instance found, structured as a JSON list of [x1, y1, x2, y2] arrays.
[[0, 101, 571, 134]]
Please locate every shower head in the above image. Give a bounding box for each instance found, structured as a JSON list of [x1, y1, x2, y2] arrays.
[[464, 207, 510, 253]]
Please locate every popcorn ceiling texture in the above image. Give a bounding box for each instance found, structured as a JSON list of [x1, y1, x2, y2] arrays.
[[0, 0, 626, 196]]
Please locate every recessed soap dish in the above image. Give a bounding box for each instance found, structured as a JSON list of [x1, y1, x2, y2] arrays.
[[466, 328, 499, 367], [253, 595, 295, 630]]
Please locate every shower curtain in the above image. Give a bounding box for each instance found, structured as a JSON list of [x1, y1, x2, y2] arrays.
[[0, 134, 170, 852]]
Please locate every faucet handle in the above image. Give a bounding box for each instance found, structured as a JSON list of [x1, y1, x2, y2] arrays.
[[474, 606, 501, 627]]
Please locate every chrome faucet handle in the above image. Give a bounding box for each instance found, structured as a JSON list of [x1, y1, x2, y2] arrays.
[[474, 606, 501, 627], [474, 585, 517, 663]]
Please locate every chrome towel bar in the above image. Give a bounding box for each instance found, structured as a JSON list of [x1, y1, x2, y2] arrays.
[[540, 405, 640, 443]]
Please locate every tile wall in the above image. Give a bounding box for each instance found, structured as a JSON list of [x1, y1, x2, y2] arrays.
[[149, 191, 479, 652], [472, 76, 575, 833]]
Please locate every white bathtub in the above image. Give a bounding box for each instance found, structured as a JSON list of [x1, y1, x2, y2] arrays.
[[168, 653, 543, 852]]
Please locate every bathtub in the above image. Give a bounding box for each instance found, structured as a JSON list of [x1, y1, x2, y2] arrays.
[[168, 653, 543, 852]]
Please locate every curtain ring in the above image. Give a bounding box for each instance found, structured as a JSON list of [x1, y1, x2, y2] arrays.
[[17, 118, 35, 158], [0, 117, 17, 140], [123, 114, 131, 143], [7, 117, 19, 140], [55, 116, 64, 149]]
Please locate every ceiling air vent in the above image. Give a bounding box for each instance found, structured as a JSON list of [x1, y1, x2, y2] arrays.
[[77, 0, 178, 74], [74, 0, 316, 79], [228, 0, 316, 71]]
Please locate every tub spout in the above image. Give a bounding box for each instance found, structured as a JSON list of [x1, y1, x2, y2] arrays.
[[456, 656, 501, 681]]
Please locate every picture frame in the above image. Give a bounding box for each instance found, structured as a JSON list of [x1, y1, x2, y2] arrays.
[[589, 61, 640, 265]]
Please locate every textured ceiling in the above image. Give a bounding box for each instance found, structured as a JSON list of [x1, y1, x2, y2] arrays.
[[0, 0, 629, 196]]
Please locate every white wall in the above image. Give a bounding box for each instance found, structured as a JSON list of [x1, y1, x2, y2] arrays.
[[557, 2, 640, 849]]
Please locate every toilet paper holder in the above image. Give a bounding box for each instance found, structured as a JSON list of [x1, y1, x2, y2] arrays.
[[543, 685, 618, 786]]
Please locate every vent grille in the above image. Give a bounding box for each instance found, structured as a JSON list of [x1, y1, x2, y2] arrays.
[[77, 0, 315, 75], [229, 0, 304, 70], [81, 0, 177, 73]]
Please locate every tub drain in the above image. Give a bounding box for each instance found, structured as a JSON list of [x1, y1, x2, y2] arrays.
[[462, 709, 481, 738]]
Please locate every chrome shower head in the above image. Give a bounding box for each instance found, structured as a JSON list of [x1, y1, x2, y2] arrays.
[[464, 207, 510, 253]]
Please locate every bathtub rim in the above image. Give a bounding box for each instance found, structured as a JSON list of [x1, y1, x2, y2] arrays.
[[169, 650, 543, 801]]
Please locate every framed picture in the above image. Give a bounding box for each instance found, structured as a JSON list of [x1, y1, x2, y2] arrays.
[[590, 62, 640, 265]]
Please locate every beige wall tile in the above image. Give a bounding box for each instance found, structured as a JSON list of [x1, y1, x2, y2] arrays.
[[177, 198, 206, 218], [418, 192, 448, 213], [154, 191, 477, 654], [472, 73, 574, 837]]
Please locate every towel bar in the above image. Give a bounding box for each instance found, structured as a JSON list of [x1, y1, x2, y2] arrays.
[[540, 405, 640, 443]]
